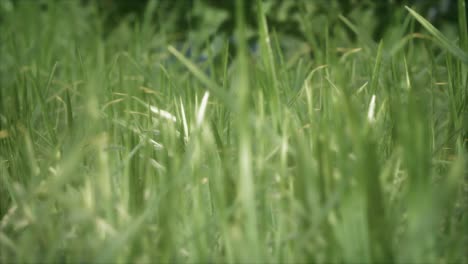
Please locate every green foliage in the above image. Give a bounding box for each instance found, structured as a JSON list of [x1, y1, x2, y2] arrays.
[[0, 0, 467, 263]]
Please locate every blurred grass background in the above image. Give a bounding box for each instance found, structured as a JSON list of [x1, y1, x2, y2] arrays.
[[0, 0, 467, 263]]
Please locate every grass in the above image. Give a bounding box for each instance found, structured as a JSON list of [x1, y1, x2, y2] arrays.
[[0, 0, 467, 263]]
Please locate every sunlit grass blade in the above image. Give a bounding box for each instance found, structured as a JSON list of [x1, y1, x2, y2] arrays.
[[196, 91, 210, 127]]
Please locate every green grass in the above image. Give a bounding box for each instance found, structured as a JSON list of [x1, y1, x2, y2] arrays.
[[0, 0, 467, 263]]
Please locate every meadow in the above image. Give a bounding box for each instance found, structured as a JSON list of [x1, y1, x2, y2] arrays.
[[0, 0, 467, 263]]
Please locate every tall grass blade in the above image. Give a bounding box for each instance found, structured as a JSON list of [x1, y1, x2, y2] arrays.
[[65, 89, 73, 131], [406, 6, 468, 64], [167, 45, 231, 107], [458, 0, 468, 51]]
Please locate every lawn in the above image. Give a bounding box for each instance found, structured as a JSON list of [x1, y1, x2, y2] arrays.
[[0, 0, 467, 263]]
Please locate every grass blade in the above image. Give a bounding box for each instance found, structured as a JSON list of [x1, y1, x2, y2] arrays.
[[458, 0, 468, 51], [167, 45, 231, 108], [406, 6, 468, 64]]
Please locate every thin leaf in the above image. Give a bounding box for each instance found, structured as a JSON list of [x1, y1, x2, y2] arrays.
[[167, 45, 231, 108], [458, 0, 468, 51], [406, 6, 468, 64]]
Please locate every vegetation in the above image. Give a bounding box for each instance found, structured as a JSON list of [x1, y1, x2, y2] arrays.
[[0, 0, 467, 262]]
